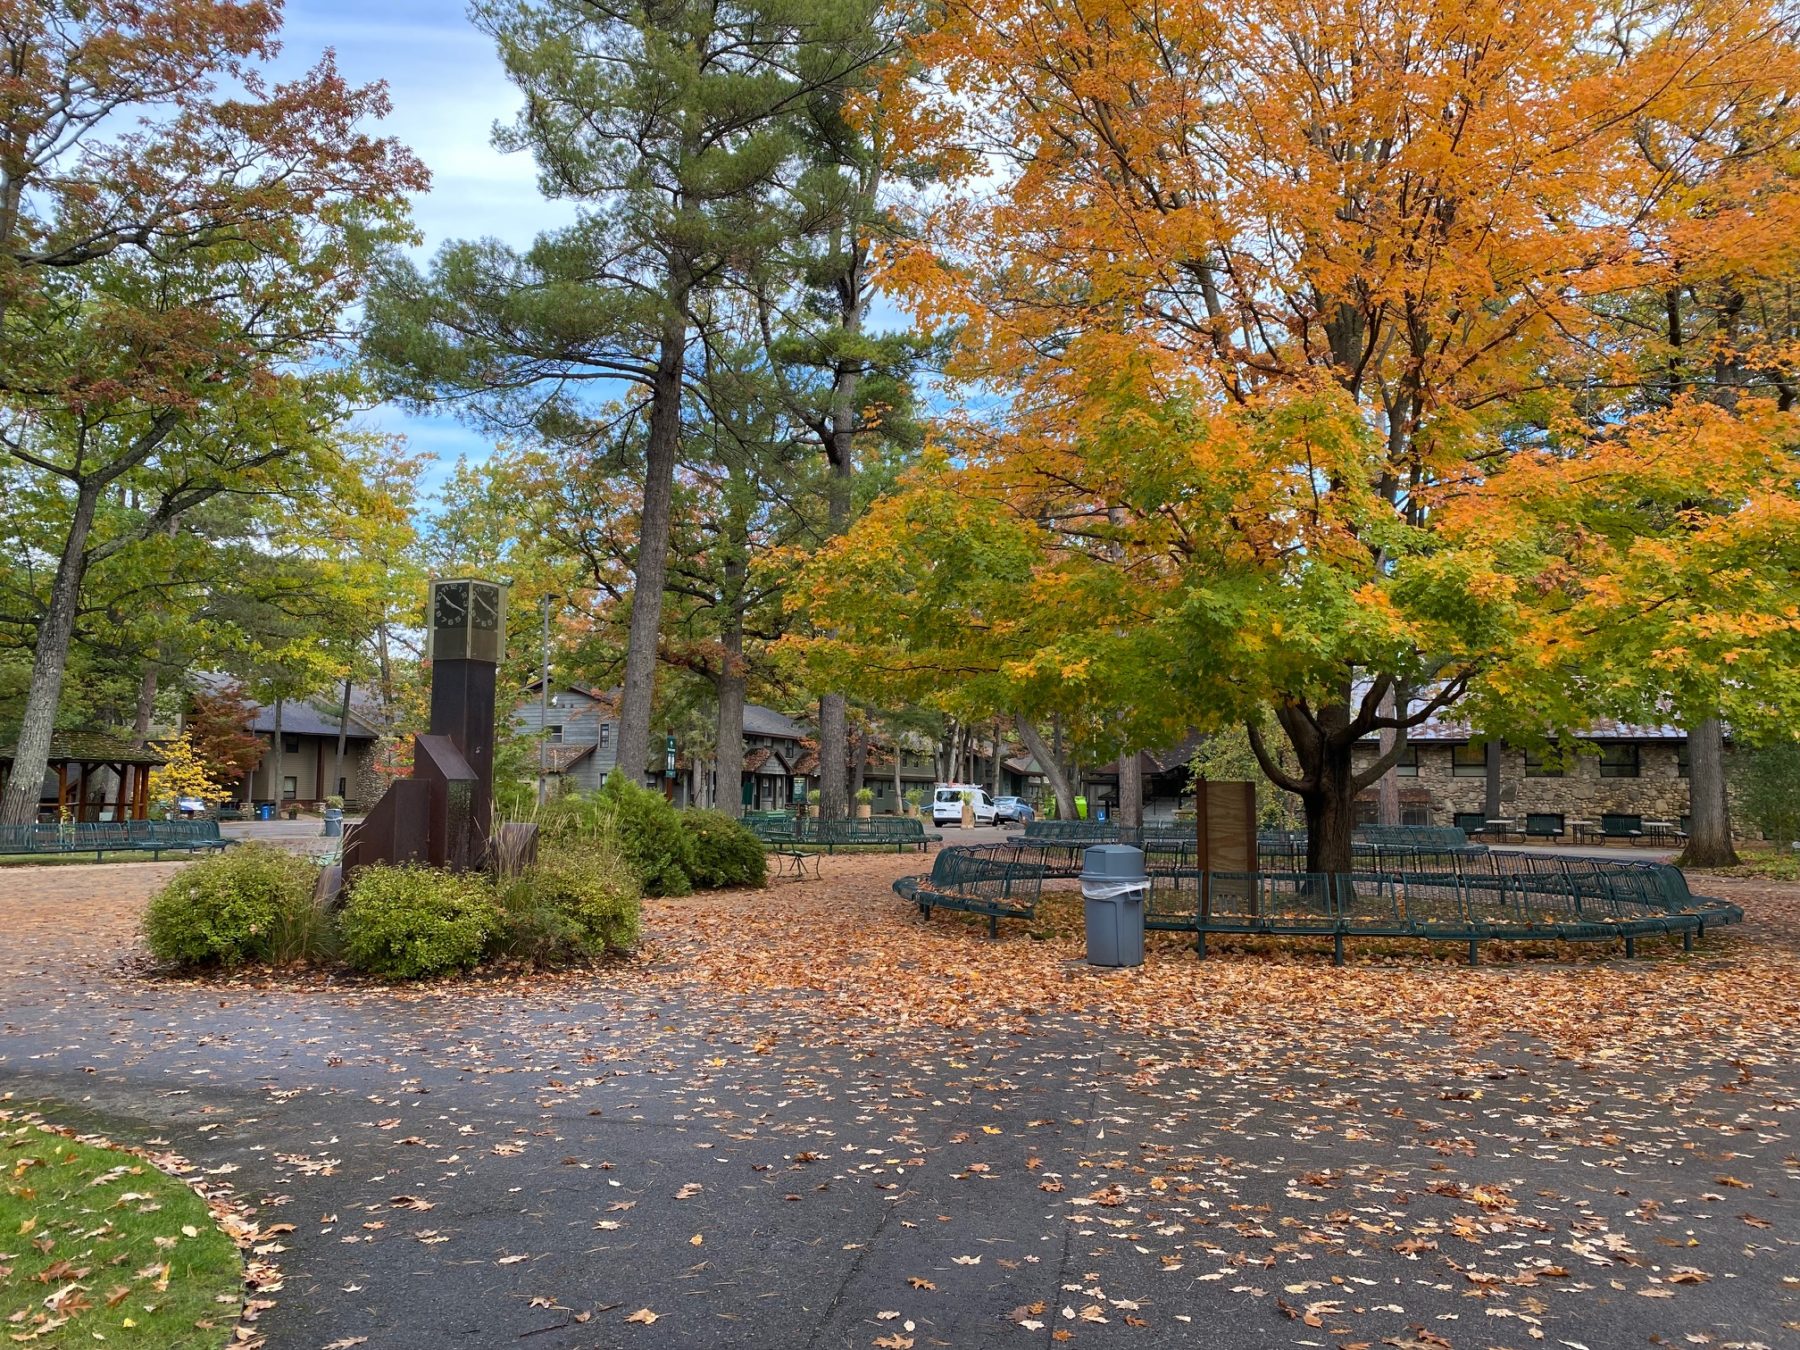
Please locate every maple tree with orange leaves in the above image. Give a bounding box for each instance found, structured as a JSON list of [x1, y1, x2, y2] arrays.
[[799, 0, 1800, 870]]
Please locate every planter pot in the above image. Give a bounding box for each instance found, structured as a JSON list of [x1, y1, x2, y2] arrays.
[[856, 804, 873, 819]]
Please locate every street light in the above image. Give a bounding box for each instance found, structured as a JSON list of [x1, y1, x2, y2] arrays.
[[537, 596, 560, 805]]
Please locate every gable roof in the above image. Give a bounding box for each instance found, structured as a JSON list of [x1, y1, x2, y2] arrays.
[[744, 704, 807, 739], [193, 673, 380, 741]]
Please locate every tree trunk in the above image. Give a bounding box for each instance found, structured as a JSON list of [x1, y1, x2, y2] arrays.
[[849, 728, 868, 798], [1300, 738, 1358, 875], [1376, 684, 1400, 825], [271, 698, 285, 808], [818, 692, 848, 819], [1483, 739, 1503, 821], [1681, 717, 1738, 867], [715, 667, 745, 820], [132, 658, 160, 748], [331, 675, 353, 801], [990, 719, 1003, 796], [1118, 750, 1143, 828], [0, 483, 99, 826], [616, 292, 688, 789], [1016, 716, 1075, 820], [891, 728, 904, 813]]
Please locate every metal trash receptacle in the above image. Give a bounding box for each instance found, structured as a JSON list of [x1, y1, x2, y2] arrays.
[[257, 803, 274, 821], [1081, 844, 1147, 967]]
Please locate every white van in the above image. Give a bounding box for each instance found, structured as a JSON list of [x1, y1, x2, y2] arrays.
[[932, 785, 998, 827]]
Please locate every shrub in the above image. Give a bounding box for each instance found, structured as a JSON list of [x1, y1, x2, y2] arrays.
[[681, 811, 767, 890], [143, 845, 323, 968], [338, 865, 500, 979], [1739, 739, 1800, 849], [596, 772, 697, 896], [489, 848, 641, 965], [539, 848, 643, 952]]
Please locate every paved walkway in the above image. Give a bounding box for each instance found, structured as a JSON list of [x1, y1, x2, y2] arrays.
[[2, 860, 1796, 1349]]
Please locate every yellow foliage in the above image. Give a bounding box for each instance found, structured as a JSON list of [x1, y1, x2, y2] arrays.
[[148, 734, 227, 810]]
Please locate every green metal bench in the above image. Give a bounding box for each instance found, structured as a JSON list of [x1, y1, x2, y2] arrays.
[[894, 844, 1048, 936], [907, 842, 1741, 961], [0, 819, 235, 861], [745, 814, 940, 853], [1144, 856, 1739, 964]]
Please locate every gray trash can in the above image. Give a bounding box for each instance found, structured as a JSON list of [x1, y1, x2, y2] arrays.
[[322, 807, 343, 838], [1081, 844, 1147, 967]]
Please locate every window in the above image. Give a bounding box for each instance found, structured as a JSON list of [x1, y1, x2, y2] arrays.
[[282, 734, 300, 754], [1401, 805, 1430, 827], [546, 724, 564, 744], [1451, 743, 1487, 778], [1524, 743, 1563, 778], [281, 776, 298, 801], [1354, 799, 1378, 825], [1393, 745, 1420, 777], [1599, 743, 1640, 778], [599, 723, 612, 749], [336, 777, 347, 797], [1676, 743, 1690, 779]]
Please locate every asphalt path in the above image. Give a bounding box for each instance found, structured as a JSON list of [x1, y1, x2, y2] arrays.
[[1, 863, 1791, 1350]]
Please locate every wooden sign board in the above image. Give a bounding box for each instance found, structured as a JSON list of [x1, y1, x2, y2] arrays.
[[1194, 779, 1257, 873]]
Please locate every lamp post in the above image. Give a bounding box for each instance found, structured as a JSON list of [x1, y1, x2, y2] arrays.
[[538, 596, 557, 804]]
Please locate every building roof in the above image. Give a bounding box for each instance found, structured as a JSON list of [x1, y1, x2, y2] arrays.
[[194, 673, 380, 741], [541, 743, 597, 773], [744, 704, 808, 740], [0, 732, 169, 767], [1388, 712, 1686, 744], [744, 747, 791, 775], [519, 682, 807, 743]]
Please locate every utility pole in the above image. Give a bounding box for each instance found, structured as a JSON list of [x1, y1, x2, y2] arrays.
[[538, 597, 555, 804]]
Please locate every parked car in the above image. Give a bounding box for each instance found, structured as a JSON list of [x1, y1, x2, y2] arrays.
[[932, 785, 999, 827], [992, 795, 1035, 823]]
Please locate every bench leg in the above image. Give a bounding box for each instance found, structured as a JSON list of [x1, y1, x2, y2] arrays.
[[1468, 938, 1481, 966], [1682, 928, 1694, 952], [987, 914, 998, 939], [1624, 934, 1637, 959], [1332, 933, 1344, 967], [1195, 930, 1207, 959]]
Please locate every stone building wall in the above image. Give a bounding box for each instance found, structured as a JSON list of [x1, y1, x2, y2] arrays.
[[1351, 741, 1701, 829]]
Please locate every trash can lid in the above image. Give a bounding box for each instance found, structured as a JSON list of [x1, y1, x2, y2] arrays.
[[1081, 844, 1147, 880]]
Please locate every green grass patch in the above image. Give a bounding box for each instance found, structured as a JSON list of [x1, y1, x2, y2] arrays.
[[1, 1121, 243, 1348]]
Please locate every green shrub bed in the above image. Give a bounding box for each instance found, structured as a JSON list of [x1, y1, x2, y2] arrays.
[[141, 782, 769, 980], [339, 865, 502, 979], [143, 844, 326, 968]]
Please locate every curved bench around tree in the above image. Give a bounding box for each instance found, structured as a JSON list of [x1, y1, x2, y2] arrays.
[[895, 843, 1742, 961]]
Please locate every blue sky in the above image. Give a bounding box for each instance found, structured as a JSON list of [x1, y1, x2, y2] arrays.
[[278, 1, 572, 489]]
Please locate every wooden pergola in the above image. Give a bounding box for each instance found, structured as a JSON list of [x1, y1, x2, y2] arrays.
[[0, 733, 168, 822]]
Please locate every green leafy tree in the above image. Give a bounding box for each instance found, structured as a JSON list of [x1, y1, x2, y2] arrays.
[[365, 0, 899, 791], [0, 2, 426, 825]]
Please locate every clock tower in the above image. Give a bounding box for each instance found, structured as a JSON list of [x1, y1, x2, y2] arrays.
[[427, 578, 507, 850]]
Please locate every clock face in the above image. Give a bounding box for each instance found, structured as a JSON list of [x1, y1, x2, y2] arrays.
[[470, 583, 501, 631], [433, 581, 469, 630]]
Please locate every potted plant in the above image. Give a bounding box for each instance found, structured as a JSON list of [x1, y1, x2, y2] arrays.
[[855, 787, 875, 819], [903, 787, 925, 818], [285, 800, 299, 821]]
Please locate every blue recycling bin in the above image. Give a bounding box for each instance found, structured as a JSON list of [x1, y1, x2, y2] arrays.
[[257, 803, 274, 821]]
